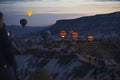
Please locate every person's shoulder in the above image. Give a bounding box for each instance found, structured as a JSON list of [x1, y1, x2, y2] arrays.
[[0, 23, 6, 27], [3, 23, 6, 27], [0, 24, 7, 32]]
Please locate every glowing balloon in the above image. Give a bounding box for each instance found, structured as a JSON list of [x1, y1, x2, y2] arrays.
[[88, 35, 94, 41], [72, 32, 78, 39], [45, 30, 51, 38], [20, 19, 27, 27], [60, 30, 67, 38], [27, 10, 32, 16]]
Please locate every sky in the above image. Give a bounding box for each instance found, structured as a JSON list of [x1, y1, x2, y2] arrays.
[[0, 0, 120, 26]]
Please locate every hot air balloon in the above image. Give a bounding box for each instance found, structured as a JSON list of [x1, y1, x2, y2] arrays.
[[20, 19, 27, 27], [60, 30, 67, 38], [45, 30, 51, 37], [88, 35, 94, 41], [72, 32, 78, 39], [27, 10, 32, 16], [41, 30, 51, 41]]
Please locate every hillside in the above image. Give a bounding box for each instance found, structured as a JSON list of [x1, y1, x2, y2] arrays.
[[47, 12, 120, 35], [18, 40, 120, 80], [6, 25, 51, 36]]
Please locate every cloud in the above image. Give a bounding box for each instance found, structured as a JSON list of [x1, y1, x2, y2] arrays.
[[0, 0, 45, 3], [95, 0, 120, 1], [0, 0, 59, 2], [0, 0, 119, 3], [0, 0, 119, 1], [0, 0, 42, 1], [0, 0, 120, 15]]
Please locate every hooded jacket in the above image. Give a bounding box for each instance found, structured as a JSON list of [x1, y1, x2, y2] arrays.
[[0, 24, 16, 67]]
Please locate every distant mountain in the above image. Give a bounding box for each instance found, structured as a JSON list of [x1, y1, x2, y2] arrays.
[[6, 25, 51, 36], [47, 12, 120, 35]]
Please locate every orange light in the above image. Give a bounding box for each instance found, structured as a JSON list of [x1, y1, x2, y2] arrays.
[[27, 10, 32, 16]]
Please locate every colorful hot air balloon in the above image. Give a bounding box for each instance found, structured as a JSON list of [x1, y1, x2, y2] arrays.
[[72, 32, 78, 39], [20, 19, 27, 27], [41, 30, 51, 41], [27, 10, 33, 16], [60, 30, 67, 38], [45, 30, 51, 38], [88, 35, 94, 41]]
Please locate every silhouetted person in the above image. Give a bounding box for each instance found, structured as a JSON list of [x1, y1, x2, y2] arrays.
[[111, 72, 116, 80], [0, 12, 18, 80], [93, 68, 98, 80]]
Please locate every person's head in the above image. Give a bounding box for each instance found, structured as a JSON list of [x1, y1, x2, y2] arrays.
[[0, 12, 4, 24]]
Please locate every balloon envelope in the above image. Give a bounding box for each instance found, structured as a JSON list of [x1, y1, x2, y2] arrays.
[[72, 32, 78, 39], [20, 19, 27, 27], [60, 30, 67, 38], [44, 30, 51, 37], [27, 10, 32, 16], [88, 35, 94, 41]]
